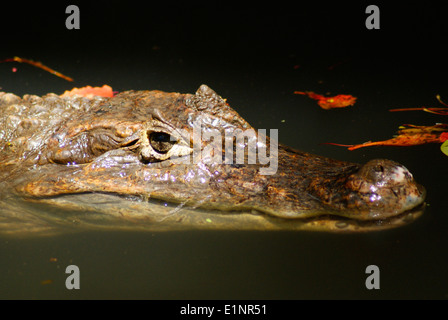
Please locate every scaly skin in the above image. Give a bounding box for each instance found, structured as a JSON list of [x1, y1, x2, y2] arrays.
[[0, 85, 426, 233]]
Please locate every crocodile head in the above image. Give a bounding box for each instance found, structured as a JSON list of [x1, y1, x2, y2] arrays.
[[0, 85, 425, 232]]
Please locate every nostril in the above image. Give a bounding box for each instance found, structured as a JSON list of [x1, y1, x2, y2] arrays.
[[366, 164, 386, 182], [357, 159, 418, 187], [392, 188, 399, 197]]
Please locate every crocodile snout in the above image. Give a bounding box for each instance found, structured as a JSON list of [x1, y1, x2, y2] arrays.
[[345, 159, 426, 219]]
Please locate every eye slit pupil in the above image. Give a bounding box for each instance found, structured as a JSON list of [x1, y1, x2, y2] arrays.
[[149, 131, 175, 154], [152, 132, 171, 143]]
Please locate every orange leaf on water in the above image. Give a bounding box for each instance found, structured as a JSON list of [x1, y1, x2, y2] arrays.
[[294, 91, 357, 110], [60, 85, 114, 98], [389, 107, 448, 115], [389, 95, 448, 115], [326, 124, 448, 150], [440, 132, 448, 142]]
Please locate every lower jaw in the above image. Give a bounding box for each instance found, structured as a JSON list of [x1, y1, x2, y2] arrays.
[[299, 202, 426, 232]]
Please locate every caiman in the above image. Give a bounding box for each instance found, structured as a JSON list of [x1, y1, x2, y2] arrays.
[[0, 84, 426, 235]]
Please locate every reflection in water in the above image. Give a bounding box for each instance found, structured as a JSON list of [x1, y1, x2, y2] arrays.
[[0, 192, 425, 237]]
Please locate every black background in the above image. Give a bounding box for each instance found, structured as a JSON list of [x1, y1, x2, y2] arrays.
[[2, 1, 447, 94]]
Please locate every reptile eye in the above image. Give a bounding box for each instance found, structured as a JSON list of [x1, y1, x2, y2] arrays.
[[149, 131, 176, 154]]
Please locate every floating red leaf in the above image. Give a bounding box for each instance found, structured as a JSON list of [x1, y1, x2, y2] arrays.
[[326, 124, 448, 150], [294, 91, 357, 110], [60, 85, 114, 98]]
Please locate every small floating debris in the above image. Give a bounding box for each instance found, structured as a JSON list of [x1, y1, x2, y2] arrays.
[[0, 56, 74, 82]]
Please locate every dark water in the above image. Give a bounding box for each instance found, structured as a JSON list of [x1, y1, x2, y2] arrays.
[[1, 2, 447, 300]]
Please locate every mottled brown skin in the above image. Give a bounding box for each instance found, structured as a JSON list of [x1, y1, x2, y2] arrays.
[[0, 85, 426, 232]]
